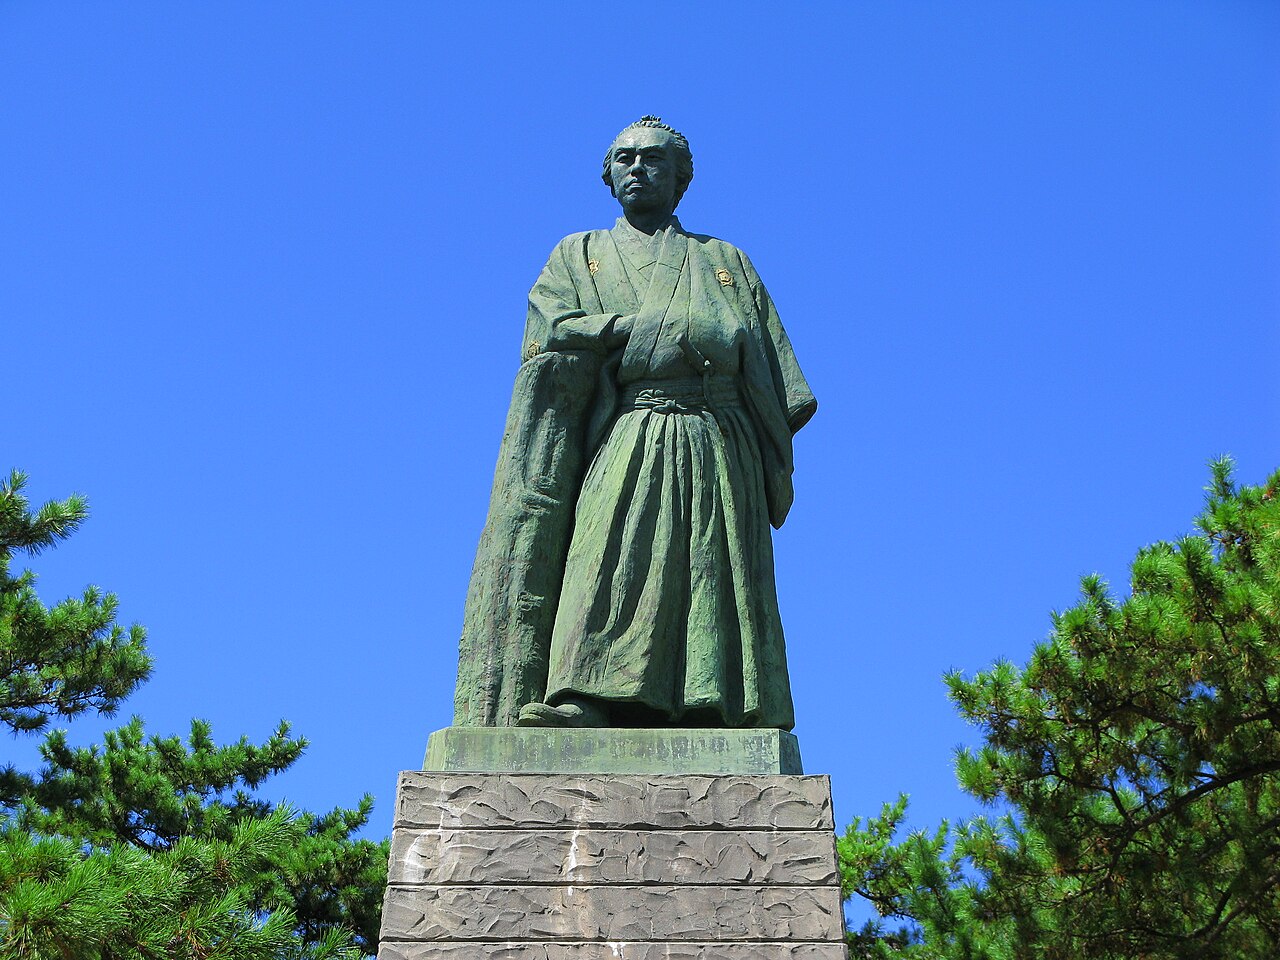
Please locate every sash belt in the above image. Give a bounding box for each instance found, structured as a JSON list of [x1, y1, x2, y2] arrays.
[[622, 376, 741, 414]]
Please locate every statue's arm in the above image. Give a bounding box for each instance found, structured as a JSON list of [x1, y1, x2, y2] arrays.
[[524, 239, 631, 357]]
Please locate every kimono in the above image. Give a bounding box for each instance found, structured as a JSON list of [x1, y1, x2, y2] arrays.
[[452, 216, 816, 730]]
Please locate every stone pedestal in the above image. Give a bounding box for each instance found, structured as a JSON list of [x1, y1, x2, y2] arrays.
[[424, 725, 804, 775], [378, 761, 848, 958]]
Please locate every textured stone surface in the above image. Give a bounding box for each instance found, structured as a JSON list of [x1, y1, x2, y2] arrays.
[[380, 771, 845, 955], [390, 828, 837, 885], [394, 773, 833, 831], [381, 944, 848, 959], [424, 726, 803, 775], [380, 884, 844, 942]]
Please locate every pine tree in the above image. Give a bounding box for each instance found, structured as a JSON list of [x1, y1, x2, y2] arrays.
[[840, 459, 1280, 959], [0, 471, 387, 958], [0, 470, 150, 735]]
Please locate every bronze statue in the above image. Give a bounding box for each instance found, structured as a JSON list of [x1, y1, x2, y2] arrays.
[[453, 117, 816, 730]]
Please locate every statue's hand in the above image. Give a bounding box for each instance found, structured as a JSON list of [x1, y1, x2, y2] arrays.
[[607, 314, 634, 348]]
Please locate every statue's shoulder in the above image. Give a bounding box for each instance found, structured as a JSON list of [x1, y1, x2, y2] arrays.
[[678, 227, 730, 247], [679, 229, 760, 278], [680, 228, 743, 256], [551, 229, 612, 252], [537, 231, 612, 276]]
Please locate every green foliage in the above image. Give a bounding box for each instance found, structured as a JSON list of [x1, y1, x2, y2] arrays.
[[0, 470, 151, 734], [840, 459, 1280, 959], [0, 809, 331, 960], [0, 472, 387, 958], [2, 717, 306, 847]]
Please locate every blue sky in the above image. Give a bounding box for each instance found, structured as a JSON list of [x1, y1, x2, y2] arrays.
[[4, 0, 1277, 892]]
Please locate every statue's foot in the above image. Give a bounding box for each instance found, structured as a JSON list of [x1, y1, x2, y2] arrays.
[[517, 696, 608, 728]]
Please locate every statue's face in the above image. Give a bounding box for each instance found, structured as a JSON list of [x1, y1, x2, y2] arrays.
[[607, 127, 679, 216]]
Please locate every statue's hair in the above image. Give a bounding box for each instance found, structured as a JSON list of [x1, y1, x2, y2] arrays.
[[601, 116, 694, 208]]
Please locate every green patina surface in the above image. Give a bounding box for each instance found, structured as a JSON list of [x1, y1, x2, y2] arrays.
[[424, 726, 803, 776], [452, 117, 816, 734]]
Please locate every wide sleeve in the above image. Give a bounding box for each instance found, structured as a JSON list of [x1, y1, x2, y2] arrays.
[[456, 236, 611, 726], [524, 237, 627, 357], [453, 351, 595, 726], [740, 252, 818, 434]]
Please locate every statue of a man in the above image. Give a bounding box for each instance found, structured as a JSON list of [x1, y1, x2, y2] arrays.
[[452, 117, 816, 731]]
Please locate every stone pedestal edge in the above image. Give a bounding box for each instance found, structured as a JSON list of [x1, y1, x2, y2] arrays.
[[423, 725, 803, 775]]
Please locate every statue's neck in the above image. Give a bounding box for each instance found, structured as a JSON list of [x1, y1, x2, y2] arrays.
[[622, 206, 675, 236]]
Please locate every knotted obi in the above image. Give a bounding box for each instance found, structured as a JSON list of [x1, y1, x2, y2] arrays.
[[620, 376, 743, 415]]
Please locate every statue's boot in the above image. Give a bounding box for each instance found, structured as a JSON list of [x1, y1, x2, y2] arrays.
[[517, 696, 608, 727]]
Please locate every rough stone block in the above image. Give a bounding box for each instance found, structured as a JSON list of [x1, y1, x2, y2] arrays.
[[389, 827, 837, 885], [380, 884, 845, 942], [424, 726, 803, 775], [379, 944, 848, 959], [379, 771, 846, 955], [393, 772, 834, 831]]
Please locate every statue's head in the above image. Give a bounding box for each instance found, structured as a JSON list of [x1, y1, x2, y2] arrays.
[[601, 116, 694, 214]]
